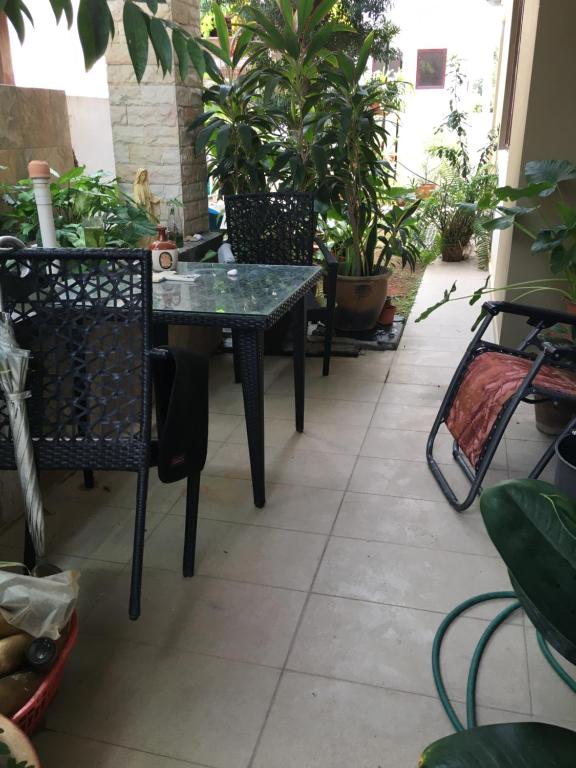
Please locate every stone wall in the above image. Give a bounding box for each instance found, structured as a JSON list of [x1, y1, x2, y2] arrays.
[[106, 0, 208, 235], [0, 85, 74, 183]]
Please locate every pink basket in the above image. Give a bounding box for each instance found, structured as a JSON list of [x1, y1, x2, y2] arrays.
[[12, 613, 78, 736]]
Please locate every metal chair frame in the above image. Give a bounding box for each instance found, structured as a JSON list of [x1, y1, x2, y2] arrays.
[[427, 301, 576, 511], [224, 192, 338, 376]]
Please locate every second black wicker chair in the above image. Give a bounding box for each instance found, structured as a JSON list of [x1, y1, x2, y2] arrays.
[[0, 249, 208, 620], [224, 192, 338, 375]]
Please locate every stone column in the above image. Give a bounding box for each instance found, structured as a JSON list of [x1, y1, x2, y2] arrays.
[[106, 0, 208, 235]]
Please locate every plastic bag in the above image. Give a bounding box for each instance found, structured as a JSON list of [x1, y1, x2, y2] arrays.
[[0, 570, 79, 639]]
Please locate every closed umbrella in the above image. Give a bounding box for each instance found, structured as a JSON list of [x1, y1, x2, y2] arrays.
[[0, 236, 45, 557]]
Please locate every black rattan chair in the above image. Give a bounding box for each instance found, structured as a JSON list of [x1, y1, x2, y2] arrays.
[[0, 249, 208, 620], [427, 301, 576, 511], [224, 192, 337, 376]]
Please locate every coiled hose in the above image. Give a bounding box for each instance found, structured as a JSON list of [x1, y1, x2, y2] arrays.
[[432, 591, 576, 732]]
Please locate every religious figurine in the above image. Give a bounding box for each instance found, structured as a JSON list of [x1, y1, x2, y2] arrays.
[[133, 168, 160, 221]]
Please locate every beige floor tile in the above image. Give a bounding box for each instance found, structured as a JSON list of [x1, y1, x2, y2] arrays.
[[206, 444, 356, 490], [267, 374, 383, 403], [34, 732, 205, 768], [505, 406, 549, 442], [526, 628, 576, 724], [2, 503, 165, 564], [86, 570, 305, 668], [333, 493, 496, 556], [43, 470, 185, 515], [313, 537, 514, 619], [252, 671, 454, 768], [273, 353, 393, 383], [361, 428, 453, 463], [394, 349, 463, 368], [227, 418, 367, 455], [380, 382, 447, 406], [360, 427, 507, 471], [505, 437, 553, 473], [371, 403, 439, 431], [288, 595, 530, 712], [265, 395, 376, 426], [172, 475, 342, 534], [145, 516, 326, 590], [209, 412, 244, 442], [48, 636, 279, 768], [34, 554, 125, 621], [349, 457, 507, 501], [209, 383, 246, 415], [388, 364, 456, 386]]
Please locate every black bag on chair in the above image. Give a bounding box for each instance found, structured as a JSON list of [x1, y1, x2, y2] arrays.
[[152, 347, 209, 484]]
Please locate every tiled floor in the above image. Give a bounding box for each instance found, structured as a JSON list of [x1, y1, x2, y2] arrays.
[[4, 257, 576, 766]]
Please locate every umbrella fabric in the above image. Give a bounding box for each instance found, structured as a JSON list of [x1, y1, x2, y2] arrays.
[[0, 313, 45, 557]]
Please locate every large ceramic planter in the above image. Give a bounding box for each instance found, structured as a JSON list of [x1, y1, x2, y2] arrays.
[[335, 269, 390, 331]]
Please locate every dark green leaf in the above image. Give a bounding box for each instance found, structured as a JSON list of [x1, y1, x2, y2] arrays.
[[355, 30, 374, 79], [419, 722, 576, 768], [144, 0, 158, 11], [525, 159, 576, 187], [149, 17, 172, 75], [172, 28, 189, 81], [204, 50, 224, 83], [306, 0, 337, 31], [212, 2, 231, 65], [187, 37, 205, 79], [237, 124, 253, 153], [123, 1, 149, 82], [4, 0, 32, 43], [77, 0, 114, 71], [48, 0, 73, 26], [495, 181, 554, 201], [216, 124, 231, 158], [483, 215, 515, 232], [297, 0, 314, 30], [481, 479, 576, 659]]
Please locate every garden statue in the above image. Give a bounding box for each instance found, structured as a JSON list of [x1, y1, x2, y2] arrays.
[[133, 168, 160, 221]]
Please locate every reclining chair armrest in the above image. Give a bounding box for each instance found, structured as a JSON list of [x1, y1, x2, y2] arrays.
[[483, 301, 576, 328], [314, 236, 338, 268]]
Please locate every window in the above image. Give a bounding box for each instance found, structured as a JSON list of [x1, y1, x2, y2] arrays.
[[416, 49, 447, 89]]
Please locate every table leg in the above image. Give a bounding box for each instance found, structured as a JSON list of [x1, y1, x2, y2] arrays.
[[292, 296, 306, 433], [236, 329, 266, 507]]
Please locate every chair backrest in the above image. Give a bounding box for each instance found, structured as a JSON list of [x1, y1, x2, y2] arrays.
[[224, 192, 315, 266], [0, 249, 152, 472]]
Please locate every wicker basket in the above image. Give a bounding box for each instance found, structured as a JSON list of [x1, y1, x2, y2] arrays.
[[12, 612, 78, 736]]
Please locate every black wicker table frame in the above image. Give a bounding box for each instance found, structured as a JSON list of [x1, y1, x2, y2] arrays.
[[153, 263, 322, 508]]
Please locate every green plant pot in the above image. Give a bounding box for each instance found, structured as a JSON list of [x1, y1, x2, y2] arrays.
[[335, 269, 390, 332]]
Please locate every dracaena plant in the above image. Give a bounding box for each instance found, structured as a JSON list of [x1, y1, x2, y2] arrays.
[[243, 0, 353, 191], [316, 33, 398, 276], [188, 4, 279, 195]]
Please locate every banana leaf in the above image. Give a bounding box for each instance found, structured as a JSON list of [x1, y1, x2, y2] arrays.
[[480, 479, 576, 662], [418, 723, 576, 767]]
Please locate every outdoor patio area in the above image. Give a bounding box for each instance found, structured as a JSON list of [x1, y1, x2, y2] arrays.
[[0, 257, 572, 767]]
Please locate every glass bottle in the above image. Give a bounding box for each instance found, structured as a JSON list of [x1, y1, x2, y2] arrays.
[[167, 206, 184, 248]]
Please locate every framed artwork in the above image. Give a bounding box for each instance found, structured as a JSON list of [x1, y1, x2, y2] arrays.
[[416, 49, 448, 89]]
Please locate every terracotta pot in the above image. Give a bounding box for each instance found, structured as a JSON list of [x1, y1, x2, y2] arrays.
[[335, 269, 390, 332], [565, 300, 576, 315], [416, 182, 436, 200], [378, 301, 396, 326], [535, 400, 576, 436], [441, 243, 465, 262]]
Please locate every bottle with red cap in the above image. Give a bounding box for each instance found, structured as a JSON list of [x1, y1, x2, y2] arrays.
[[151, 225, 179, 272]]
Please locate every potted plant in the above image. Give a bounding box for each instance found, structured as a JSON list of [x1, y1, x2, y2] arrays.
[[316, 36, 419, 330]]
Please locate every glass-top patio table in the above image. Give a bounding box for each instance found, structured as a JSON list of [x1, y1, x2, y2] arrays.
[[152, 262, 322, 507]]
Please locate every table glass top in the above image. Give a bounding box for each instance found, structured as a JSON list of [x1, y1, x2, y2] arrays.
[[152, 262, 320, 317]]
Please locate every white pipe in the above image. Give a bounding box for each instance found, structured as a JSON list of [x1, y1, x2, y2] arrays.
[[27, 161, 58, 248]]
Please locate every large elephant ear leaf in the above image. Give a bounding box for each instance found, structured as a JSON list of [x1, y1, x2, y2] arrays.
[[524, 160, 576, 188], [418, 722, 576, 767], [480, 479, 576, 659]]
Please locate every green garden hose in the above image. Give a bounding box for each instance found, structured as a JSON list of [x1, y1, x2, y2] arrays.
[[432, 591, 576, 732]]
